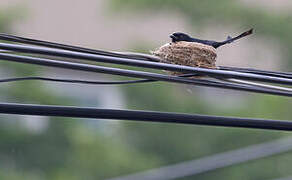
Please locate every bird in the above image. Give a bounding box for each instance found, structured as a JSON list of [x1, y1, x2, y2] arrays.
[[170, 28, 253, 48]]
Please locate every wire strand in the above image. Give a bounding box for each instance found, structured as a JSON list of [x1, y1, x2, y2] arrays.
[[0, 73, 198, 85], [0, 52, 291, 96], [0, 76, 154, 84], [107, 137, 292, 180], [0, 102, 292, 131], [220, 66, 292, 79], [0, 42, 292, 86], [0, 33, 160, 61], [1, 33, 291, 80]]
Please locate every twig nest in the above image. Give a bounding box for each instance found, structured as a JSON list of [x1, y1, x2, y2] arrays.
[[152, 41, 217, 75]]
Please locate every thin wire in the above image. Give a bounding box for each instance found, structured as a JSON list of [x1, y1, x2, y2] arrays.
[[0, 76, 154, 84], [0, 35, 292, 134], [0, 52, 291, 96], [1, 102, 292, 131], [220, 66, 292, 79], [1, 47, 291, 93], [107, 137, 292, 180], [0, 33, 160, 62], [0, 42, 292, 86], [0, 34, 292, 94], [221, 78, 292, 92], [0, 74, 198, 85], [1, 33, 291, 80]]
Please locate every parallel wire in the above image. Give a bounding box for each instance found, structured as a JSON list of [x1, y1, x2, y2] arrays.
[[1, 34, 292, 178], [0, 34, 290, 132], [1, 33, 291, 79], [0, 102, 292, 131], [219, 66, 292, 79], [0, 76, 154, 84], [0, 42, 292, 86], [0, 33, 160, 61], [0, 52, 291, 96], [0, 73, 198, 85]]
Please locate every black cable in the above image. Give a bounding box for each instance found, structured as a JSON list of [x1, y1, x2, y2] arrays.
[[108, 137, 292, 180], [0, 35, 291, 132], [0, 52, 291, 96], [0, 74, 198, 85], [0, 76, 154, 84], [0, 33, 157, 61], [0, 42, 292, 86], [220, 66, 292, 79], [1, 33, 291, 80], [1, 42, 291, 93], [0, 102, 292, 131]]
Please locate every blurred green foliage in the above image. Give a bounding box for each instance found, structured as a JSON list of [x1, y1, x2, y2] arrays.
[[1, 1, 292, 180], [0, 6, 161, 180], [109, 0, 292, 179], [111, 0, 292, 68]]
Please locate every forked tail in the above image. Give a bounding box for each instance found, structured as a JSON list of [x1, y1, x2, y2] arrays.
[[212, 28, 253, 48]]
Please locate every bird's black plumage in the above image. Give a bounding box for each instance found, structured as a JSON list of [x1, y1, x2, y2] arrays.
[[170, 29, 253, 49]]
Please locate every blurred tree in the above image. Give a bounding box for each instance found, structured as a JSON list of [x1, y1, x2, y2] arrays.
[[0, 6, 161, 180], [107, 1, 292, 179], [1, 2, 292, 180], [111, 0, 292, 68]]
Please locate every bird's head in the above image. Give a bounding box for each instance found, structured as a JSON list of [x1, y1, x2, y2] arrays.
[[170, 32, 192, 42]]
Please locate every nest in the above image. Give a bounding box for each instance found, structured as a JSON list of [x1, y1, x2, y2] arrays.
[[152, 41, 217, 76]]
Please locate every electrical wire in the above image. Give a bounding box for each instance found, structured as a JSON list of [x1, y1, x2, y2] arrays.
[[0, 42, 292, 86], [107, 137, 292, 180], [0, 34, 291, 133], [0, 73, 198, 85], [0, 102, 292, 131], [1, 33, 292, 93], [0, 52, 291, 96], [218, 78, 292, 92], [0, 76, 154, 84], [1, 33, 291, 79], [220, 66, 292, 79], [1, 50, 291, 92], [0, 33, 160, 61]]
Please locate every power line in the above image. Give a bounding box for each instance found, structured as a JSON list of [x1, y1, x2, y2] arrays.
[[219, 66, 292, 79], [0, 74, 199, 85], [0, 42, 292, 86], [1, 33, 291, 80], [0, 52, 291, 96], [107, 137, 292, 180], [0, 34, 291, 133], [0, 76, 154, 84], [0, 102, 292, 131], [0, 33, 159, 61], [1, 35, 292, 96]]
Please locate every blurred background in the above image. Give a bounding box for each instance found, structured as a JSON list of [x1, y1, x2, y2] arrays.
[[0, 0, 292, 179]]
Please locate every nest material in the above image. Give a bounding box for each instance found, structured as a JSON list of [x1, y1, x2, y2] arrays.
[[152, 41, 217, 76]]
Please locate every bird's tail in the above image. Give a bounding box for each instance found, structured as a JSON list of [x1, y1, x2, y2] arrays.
[[212, 28, 253, 48]]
